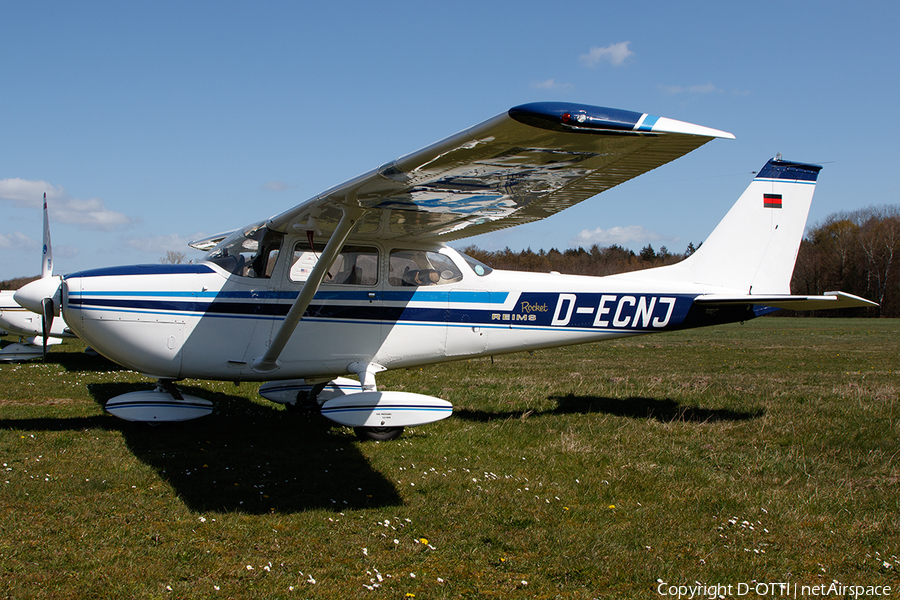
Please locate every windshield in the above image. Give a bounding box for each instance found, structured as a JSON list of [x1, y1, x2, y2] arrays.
[[205, 222, 283, 278]]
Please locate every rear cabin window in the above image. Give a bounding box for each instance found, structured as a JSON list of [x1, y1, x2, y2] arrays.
[[290, 242, 379, 285]]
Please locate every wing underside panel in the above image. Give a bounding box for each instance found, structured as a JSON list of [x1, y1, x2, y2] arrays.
[[266, 103, 732, 242]]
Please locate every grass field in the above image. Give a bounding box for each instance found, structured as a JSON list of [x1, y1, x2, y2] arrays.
[[1, 318, 899, 599]]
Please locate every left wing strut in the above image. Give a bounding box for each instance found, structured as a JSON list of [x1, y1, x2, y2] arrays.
[[251, 204, 366, 374]]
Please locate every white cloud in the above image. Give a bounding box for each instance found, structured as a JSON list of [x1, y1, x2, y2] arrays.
[[262, 181, 296, 192], [532, 78, 574, 91], [0, 231, 39, 251], [0, 178, 65, 207], [659, 82, 721, 95], [52, 197, 133, 230], [580, 42, 634, 67], [0, 178, 134, 231], [122, 233, 208, 254], [569, 225, 676, 247]]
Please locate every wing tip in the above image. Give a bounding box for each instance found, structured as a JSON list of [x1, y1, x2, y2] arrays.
[[509, 102, 734, 139], [645, 115, 735, 139]]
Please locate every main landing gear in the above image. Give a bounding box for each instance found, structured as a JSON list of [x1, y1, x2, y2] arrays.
[[354, 426, 404, 441], [282, 380, 404, 441], [257, 371, 453, 442]]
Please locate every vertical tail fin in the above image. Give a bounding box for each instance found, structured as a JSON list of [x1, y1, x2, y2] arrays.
[[679, 158, 821, 294]]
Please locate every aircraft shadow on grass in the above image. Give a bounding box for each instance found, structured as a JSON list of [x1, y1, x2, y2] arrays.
[[0, 345, 122, 374], [0, 382, 403, 514], [45, 350, 121, 373], [454, 393, 764, 424]]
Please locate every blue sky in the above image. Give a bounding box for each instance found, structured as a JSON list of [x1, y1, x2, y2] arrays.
[[2, 1, 898, 280]]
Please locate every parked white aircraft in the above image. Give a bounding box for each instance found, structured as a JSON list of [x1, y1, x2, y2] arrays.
[[0, 194, 74, 362], [14, 102, 874, 438]]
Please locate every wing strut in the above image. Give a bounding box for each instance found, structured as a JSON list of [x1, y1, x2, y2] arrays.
[[251, 204, 366, 374]]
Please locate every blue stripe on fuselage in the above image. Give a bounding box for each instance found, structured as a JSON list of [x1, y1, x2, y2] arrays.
[[67, 290, 699, 332]]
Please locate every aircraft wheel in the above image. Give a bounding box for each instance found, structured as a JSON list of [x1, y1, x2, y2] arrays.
[[354, 426, 404, 441], [285, 385, 324, 414]]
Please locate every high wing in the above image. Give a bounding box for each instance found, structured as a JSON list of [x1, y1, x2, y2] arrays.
[[263, 102, 734, 242]]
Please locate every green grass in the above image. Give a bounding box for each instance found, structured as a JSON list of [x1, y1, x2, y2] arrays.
[[2, 318, 899, 598]]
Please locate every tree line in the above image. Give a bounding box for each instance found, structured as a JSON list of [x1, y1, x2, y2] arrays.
[[459, 242, 691, 278], [792, 205, 899, 317]]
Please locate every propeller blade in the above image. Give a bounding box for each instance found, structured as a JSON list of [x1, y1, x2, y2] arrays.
[[41, 297, 55, 360], [42, 192, 53, 278]]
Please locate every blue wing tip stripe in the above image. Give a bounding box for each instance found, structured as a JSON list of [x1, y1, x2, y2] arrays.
[[635, 114, 660, 132]]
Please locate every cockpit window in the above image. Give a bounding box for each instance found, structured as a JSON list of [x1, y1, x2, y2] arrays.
[[389, 250, 464, 287], [204, 223, 283, 278], [290, 241, 379, 285], [458, 251, 493, 276]]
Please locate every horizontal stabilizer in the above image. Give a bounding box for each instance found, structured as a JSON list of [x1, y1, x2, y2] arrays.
[[694, 291, 877, 311]]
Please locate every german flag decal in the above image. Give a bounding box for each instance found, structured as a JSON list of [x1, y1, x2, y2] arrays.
[[763, 193, 782, 209]]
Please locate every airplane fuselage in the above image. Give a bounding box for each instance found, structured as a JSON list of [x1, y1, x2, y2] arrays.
[[0, 290, 72, 340], [60, 240, 757, 381]]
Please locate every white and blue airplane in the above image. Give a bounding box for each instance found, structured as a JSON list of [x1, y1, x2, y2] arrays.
[[14, 102, 874, 438], [1, 194, 74, 362]]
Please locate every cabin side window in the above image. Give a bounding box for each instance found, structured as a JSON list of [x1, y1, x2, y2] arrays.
[[290, 241, 379, 285], [389, 250, 463, 287], [458, 251, 493, 276]]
